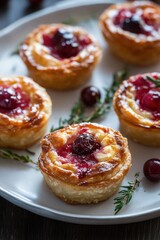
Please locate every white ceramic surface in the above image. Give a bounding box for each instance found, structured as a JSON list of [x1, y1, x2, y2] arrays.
[[0, 0, 160, 225]]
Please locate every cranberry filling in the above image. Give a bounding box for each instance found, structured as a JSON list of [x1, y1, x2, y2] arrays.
[[132, 75, 160, 120], [0, 85, 30, 115], [42, 28, 92, 59], [57, 132, 101, 178], [141, 90, 160, 112], [114, 8, 155, 35]]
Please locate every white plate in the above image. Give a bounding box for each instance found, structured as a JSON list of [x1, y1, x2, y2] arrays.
[[0, 0, 160, 225]]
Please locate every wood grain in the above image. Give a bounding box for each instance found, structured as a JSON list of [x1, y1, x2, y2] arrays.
[[0, 196, 160, 240]]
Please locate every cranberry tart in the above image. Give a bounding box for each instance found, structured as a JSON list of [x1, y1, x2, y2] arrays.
[[19, 24, 102, 90], [0, 76, 52, 149], [99, 1, 160, 66], [39, 123, 131, 204], [113, 72, 160, 147]]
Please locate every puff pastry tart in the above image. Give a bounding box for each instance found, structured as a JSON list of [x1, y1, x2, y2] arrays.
[[113, 72, 160, 147], [99, 1, 160, 66], [19, 24, 102, 90], [0, 76, 52, 149], [39, 123, 131, 204]]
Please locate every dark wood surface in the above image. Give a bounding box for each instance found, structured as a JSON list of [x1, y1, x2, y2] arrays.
[[0, 0, 160, 239]]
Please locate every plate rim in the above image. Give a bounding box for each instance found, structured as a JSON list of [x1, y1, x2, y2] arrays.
[[0, 0, 160, 224], [1, 186, 160, 225], [0, 0, 110, 36]]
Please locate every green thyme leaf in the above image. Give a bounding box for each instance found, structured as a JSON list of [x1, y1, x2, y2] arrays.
[[114, 173, 140, 215], [0, 148, 36, 165], [146, 76, 160, 88]]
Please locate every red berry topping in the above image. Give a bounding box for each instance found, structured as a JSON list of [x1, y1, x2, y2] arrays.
[[53, 29, 74, 45], [114, 9, 154, 36], [42, 34, 53, 48], [0, 88, 19, 110], [0, 85, 30, 115], [72, 133, 100, 155], [52, 28, 80, 58], [121, 15, 143, 34], [114, 9, 132, 25], [57, 132, 101, 178], [132, 75, 160, 120], [42, 28, 91, 60], [143, 158, 160, 182], [81, 86, 101, 107], [133, 75, 152, 88], [140, 90, 160, 111]]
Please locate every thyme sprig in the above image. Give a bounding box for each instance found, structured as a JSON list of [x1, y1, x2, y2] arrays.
[[146, 76, 160, 88], [114, 173, 140, 215], [25, 149, 36, 156], [50, 101, 85, 132], [0, 148, 36, 165], [10, 48, 19, 56], [51, 67, 128, 132]]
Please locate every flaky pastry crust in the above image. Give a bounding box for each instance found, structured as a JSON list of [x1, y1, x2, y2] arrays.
[[99, 1, 160, 66], [39, 123, 131, 204], [0, 76, 52, 149], [19, 24, 102, 90], [113, 73, 160, 147]]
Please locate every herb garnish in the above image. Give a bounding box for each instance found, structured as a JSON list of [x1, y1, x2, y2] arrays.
[[0, 149, 36, 165], [146, 76, 160, 88], [114, 173, 140, 215], [25, 149, 36, 156], [51, 67, 128, 132], [10, 48, 19, 56]]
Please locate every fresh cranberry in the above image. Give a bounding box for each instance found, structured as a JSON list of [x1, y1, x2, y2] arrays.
[[140, 90, 160, 111], [81, 86, 101, 107], [58, 41, 79, 59], [72, 133, 100, 155], [132, 75, 160, 120], [43, 28, 91, 60], [52, 28, 80, 58], [143, 158, 160, 182], [121, 15, 143, 34], [0, 85, 30, 114], [114, 9, 154, 36], [0, 87, 19, 110], [53, 29, 74, 45]]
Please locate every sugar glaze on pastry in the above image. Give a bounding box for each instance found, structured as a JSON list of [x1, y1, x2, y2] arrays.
[[0, 76, 52, 149], [20, 24, 102, 90], [113, 72, 160, 147], [39, 123, 131, 204], [99, 1, 160, 66]]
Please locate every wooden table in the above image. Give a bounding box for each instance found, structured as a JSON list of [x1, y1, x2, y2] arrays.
[[0, 0, 160, 239]]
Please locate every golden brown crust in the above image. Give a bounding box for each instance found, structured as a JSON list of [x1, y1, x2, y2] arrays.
[[39, 123, 131, 204], [99, 1, 160, 66], [0, 76, 52, 149], [19, 24, 102, 90], [113, 73, 160, 147]]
